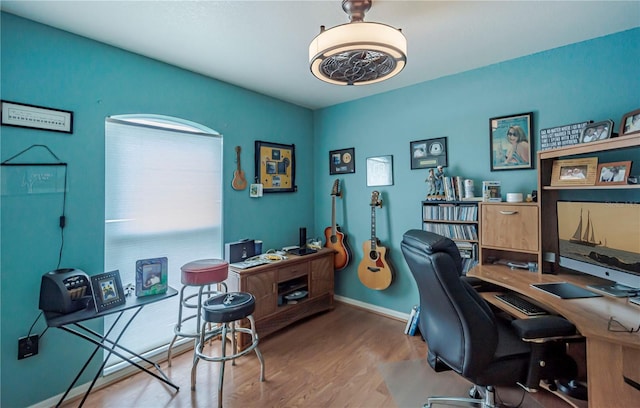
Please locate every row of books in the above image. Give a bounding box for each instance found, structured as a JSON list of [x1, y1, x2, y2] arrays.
[[404, 305, 421, 336], [422, 222, 478, 241], [456, 241, 479, 275], [422, 203, 478, 222]]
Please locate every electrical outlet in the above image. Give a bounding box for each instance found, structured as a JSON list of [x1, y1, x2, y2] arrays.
[[18, 335, 39, 360]]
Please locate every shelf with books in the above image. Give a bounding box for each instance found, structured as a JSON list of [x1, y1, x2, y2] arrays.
[[421, 200, 479, 274]]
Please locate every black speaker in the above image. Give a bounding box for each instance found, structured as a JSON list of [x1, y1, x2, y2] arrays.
[[299, 227, 307, 248]]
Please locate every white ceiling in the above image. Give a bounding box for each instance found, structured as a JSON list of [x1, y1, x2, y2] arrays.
[[2, 1, 639, 110]]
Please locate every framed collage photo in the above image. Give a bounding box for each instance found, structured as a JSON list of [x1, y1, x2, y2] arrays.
[[135, 257, 168, 297], [91, 270, 126, 312], [490, 112, 533, 171], [329, 147, 355, 175], [410, 137, 447, 169], [255, 140, 296, 193]]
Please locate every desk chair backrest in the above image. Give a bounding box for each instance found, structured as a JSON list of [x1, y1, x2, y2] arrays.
[[401, 229, 499, 380]]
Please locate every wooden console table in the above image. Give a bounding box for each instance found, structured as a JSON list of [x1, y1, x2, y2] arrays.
[[227, 248, 335, 348]]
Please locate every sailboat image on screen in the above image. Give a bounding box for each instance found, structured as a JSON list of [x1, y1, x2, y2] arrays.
[[569, 209, 601, 247]]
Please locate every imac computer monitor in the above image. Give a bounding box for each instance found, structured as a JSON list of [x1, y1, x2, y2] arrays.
[[556, 201, 640, 296]]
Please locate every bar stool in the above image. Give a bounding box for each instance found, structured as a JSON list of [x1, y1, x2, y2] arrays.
[[191, 292, 265, 408], [167, 258, 228, 367]]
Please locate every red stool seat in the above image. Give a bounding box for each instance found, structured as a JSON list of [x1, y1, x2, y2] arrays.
[[180, 259, 228, 285]]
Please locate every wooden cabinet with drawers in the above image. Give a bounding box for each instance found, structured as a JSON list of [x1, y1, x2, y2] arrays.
[[226, 248, 334, 348]]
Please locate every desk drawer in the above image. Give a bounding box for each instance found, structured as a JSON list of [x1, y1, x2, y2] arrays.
[[278, 262, 309, 282], [481, 203, 539, 252]]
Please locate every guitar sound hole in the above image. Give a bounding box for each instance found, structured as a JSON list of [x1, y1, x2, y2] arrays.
[[331, 236, 337, 244], [369, 251, 377, 260]]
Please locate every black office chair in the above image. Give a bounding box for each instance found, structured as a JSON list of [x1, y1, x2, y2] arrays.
[[401, 230, 581, 408]]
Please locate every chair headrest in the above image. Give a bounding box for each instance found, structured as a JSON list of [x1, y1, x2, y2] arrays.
[[402, 229, 463, 274]]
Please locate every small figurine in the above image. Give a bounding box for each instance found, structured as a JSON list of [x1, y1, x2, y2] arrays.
[[435, 165, 445, 196], [426, 168, 436, 197]]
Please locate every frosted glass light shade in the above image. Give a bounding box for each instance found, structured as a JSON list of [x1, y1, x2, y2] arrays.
[[309, 21, 407, 86]]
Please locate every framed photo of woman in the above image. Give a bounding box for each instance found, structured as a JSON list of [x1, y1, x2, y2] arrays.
[[489, 112, 533, 171]]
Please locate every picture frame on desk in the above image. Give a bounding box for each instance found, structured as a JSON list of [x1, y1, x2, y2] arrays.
[[135, 257, 168, 297], [550, 157, 598, 186], [580, 119, 614, 143], [410, 137, 448, 169], [91, 270, 126, 312], [620, 108, 640, 136], [595, 161, 632, 186], [489, 112, 533, 171]]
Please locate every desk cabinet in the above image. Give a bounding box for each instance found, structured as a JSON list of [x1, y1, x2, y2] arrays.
[[226, 248, 334, 348], [479, 202, 541, 267]]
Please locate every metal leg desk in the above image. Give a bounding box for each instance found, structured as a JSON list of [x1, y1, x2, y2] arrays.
[[45, 288, 180, 407]]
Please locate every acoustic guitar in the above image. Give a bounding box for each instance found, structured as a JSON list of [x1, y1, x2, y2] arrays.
[[357, 191, 393, 290], [231, 146, 247, 191], [324, 180, 352, 270]]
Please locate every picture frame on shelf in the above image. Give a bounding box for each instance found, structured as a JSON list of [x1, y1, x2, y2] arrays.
[[410, 137, 448, 169], [91, 270, 126, 312], [135, 257, 168, 297], [550, 157, 598, 186], [254, 140, 296, 193], [620, 109, 640, 136], [329, 147, 355, 175], [1, 100, 73, 134], [366, 155, 394, 186], [580, 119, 614, 143], [595, 161, 632, 186], [489, 112, 533, 171]]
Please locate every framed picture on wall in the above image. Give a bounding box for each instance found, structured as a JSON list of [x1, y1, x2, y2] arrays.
[[489, 112, 533, 171], [254, 140, 296, 193], [329, 147, 355, 175], [366, 155, 394, 186], [410, 137, 447, 169]]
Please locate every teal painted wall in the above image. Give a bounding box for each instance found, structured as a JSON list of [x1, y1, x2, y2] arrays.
[[2, 10, 639, 407], [1, 12, 314, 407], [312, 28, 640, 314]]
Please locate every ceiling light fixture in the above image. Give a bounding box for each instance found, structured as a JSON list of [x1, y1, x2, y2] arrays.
[[309, 0, 407, 86]]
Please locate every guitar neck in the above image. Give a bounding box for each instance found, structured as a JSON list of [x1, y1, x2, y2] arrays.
[[370, 207, 377, 250], [331, 196, 337, 235]]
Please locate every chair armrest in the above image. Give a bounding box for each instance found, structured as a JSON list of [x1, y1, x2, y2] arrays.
[[511, 316, 577, 341]]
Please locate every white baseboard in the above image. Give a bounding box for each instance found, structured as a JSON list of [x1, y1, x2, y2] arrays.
[[334, 295, 410, 321]]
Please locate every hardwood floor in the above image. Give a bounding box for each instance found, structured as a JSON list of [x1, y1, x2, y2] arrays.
[[62, 302, 574, 408]]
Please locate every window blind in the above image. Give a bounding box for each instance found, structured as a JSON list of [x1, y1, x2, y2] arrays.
[[104, 117, 222, 369]]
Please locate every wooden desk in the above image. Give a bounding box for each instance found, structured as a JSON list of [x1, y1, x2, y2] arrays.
[[469, 264, 640, 408]]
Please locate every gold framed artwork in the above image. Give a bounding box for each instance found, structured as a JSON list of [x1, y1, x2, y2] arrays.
[[595, 161, 632, 186], [551, 157, 598, 186], [254, 140, 296, 193]]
